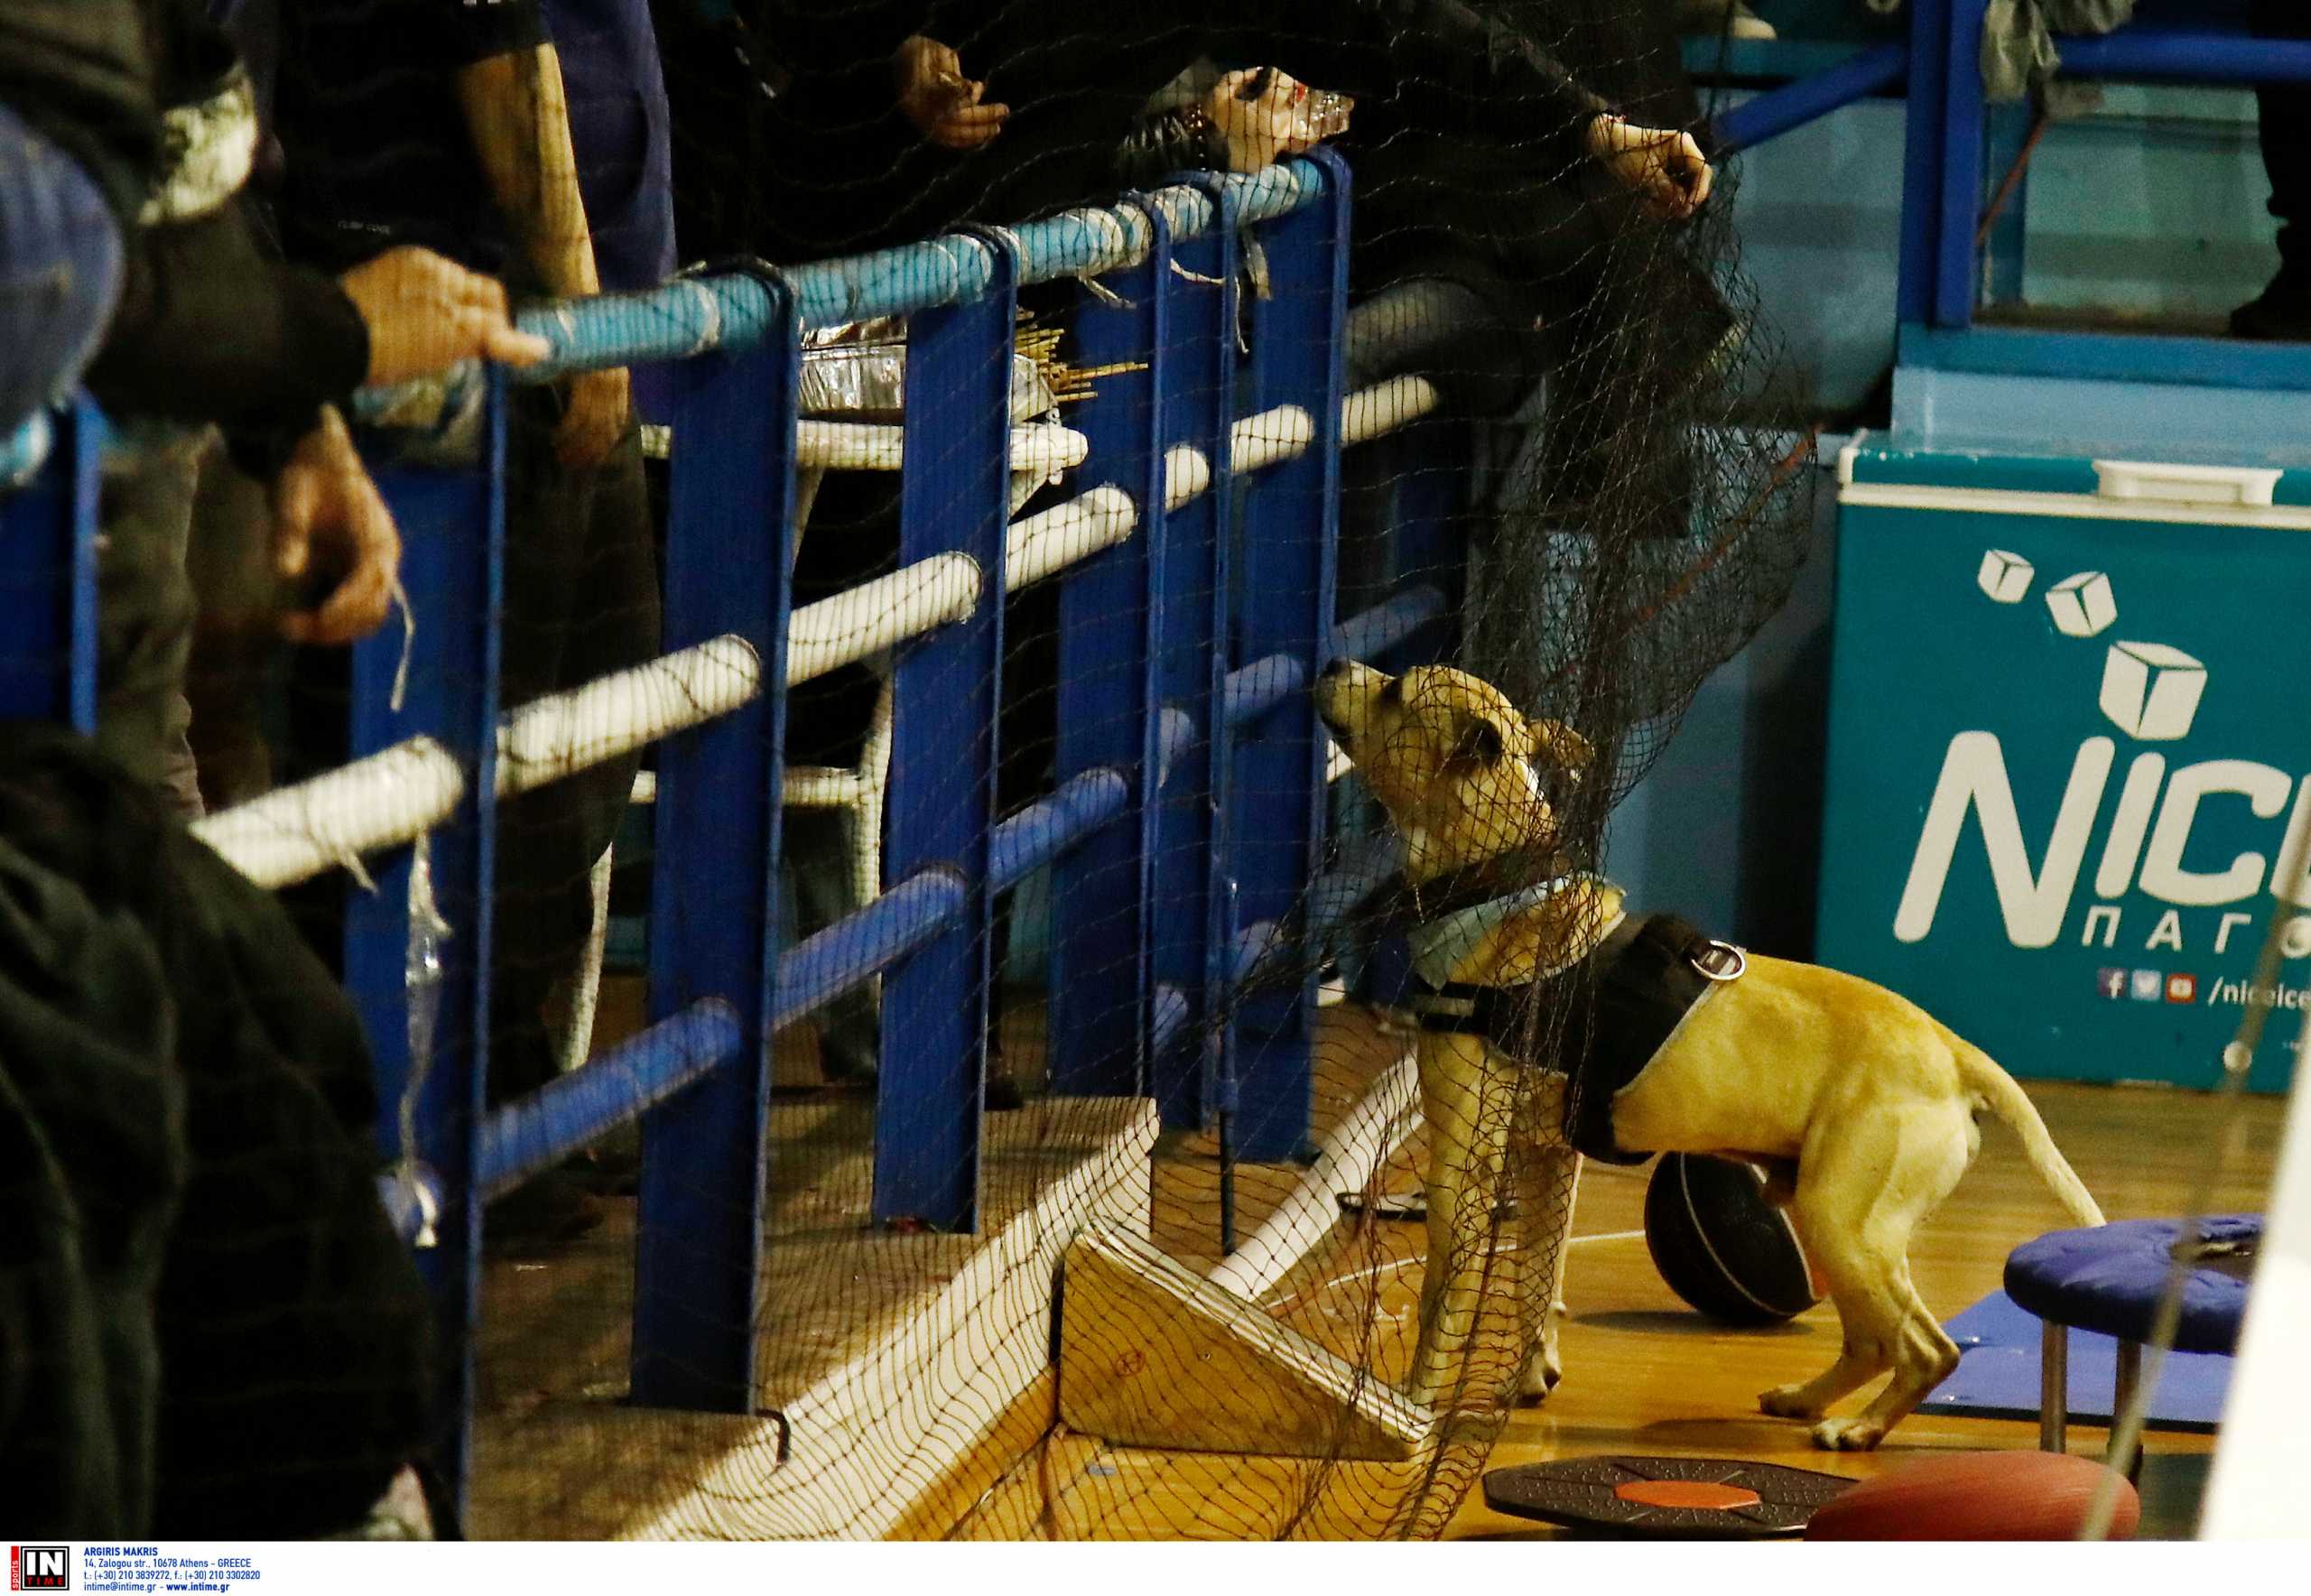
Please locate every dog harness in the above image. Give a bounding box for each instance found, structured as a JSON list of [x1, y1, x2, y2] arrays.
[[1406, 899, 1747, 1165]]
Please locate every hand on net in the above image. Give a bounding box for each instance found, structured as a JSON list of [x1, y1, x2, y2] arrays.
[[1583, 116, 1713, 221], [339, 246, 552, 386], [895, 35, 1008, 152], [1207, 69, 1352, 174], [271, 405, 401, 646]]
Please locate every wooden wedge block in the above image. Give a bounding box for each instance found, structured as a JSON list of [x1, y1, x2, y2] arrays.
[[1058, 1222, 1431, 1461]]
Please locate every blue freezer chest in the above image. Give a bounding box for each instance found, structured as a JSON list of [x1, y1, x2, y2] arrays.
[[1816, 440, 2311, 1092]]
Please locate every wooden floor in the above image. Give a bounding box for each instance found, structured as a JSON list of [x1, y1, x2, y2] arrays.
[[467, 989, 1158, 1540], [498, 984, 2284, 1541], [941, 1006, 2285, 1541]]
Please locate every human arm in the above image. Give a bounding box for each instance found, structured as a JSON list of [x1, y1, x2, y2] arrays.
[[1582, 114, 1711, 219], [894, 33, 1008, 150], [1202, 0, 1709, 213], [1115, 67, 1346, 185], [1, 0, 367, 432], [455, 42, 628, 469], [1192, 0, 1612, 173], [267, 404, 399, 646], [48, 3, 540, 440]]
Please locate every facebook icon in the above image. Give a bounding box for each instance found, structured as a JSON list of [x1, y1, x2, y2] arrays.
[[2096, 968, 2127, 999]]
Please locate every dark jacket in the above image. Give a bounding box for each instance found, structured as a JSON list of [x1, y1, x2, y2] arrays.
[[0, 724, 433, 1537], [0, 0, 368, 439]]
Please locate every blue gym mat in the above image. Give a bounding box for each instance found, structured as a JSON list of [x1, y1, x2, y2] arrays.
[[1919, 1292, 2232, 1433]]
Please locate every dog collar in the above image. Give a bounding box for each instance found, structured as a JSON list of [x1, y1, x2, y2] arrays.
[[1338, 844, 1580, 949], [1406, 876, 1617, 988]]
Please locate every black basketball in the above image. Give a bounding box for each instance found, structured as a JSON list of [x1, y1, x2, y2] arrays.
[[1643, 1153, 1822, 1325]]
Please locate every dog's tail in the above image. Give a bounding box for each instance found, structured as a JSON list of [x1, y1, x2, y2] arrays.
[[1941, 1030, 2107, 1229], [1946, 1029, 2107, 1229]]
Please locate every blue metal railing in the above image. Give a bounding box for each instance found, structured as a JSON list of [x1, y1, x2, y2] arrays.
[[1918, 6, 2311, 349], [1697, 5, 2311, 373], [13, 9, 2298, 1517], [0, 155, 1473, 1516]]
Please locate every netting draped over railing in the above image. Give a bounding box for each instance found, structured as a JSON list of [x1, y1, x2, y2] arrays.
[[5, 153, 1517, 1537], [6, 2, 1815, 1522]]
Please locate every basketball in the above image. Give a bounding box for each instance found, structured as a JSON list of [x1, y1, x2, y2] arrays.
[[1805, 1452, 2139, 1541], [1643, 1153, 1822, 1325]]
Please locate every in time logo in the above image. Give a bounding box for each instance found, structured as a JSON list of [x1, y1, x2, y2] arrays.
[[2167, 973, 2199, 1004], [2096, 968, 2128, 999], [9, 1546, 69, 1591]]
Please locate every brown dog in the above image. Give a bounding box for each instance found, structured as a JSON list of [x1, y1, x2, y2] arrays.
[[1316, 659, 2105, 1449]]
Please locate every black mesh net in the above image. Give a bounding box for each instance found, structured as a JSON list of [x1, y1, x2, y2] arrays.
[[3, 0, 1813, 1544]]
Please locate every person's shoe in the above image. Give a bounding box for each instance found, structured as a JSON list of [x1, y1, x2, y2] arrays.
[[2231, 267, 2311, 341], [486, 1169, 605, 1257], [1676, 0, 1777, 40]]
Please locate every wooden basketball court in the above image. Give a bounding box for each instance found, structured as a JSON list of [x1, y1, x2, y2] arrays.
[[938, 1005, 2281, 1540], [489, 981, 2279, 1539]]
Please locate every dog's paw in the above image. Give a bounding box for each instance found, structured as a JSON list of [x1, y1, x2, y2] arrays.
[[1517, 1301, 1566, 1403], [1759, 1384, 1821, 1420], [1517, 1359, 1562, 1405], [1809, 1417, 1884, 1452]]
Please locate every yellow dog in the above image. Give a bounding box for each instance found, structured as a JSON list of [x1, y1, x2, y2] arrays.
[[1315, 659, 2104, 1450]]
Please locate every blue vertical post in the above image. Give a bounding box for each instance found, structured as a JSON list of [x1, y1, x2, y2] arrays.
[[1897, 0, 1952, 327], [1935, 0, 1992, 329], [0, 398, 102, 728], [343, 377, 506, 1507], [872, 232, 1018, 1231], [1048, 204, 1173, 1099], [1147, 190, 1242, 1130], [64, 397, 99, 732], [1226, 150, 1349, 1164], [633, 285, 801, 1409]]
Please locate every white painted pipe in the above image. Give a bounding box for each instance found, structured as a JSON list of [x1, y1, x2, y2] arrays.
[[193, 737, 466, 890], [497, 636, 763, 799], [1230, 404, 1315, 476], [1007, 484, 1137, 589], [191, 376, 1438, 894], [1341, 375, 1441, 448], [786, 552, 982, 687], [195, 485, 1129, 890], [1206, 1049, 1422, 1302], [1164, 443, 1211, 512], [795, 420, 1089, 477], [1161, 379, 1435, 515]]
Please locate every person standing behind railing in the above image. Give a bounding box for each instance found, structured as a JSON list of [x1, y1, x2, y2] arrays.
[[2238, 0, 2311, 339], [253, 0, 662, 1248], [2, 0, 547, 1537], [1, 0, 548, 812], [674, 2, 1699, 257], [668, 3, 1710, 1104]]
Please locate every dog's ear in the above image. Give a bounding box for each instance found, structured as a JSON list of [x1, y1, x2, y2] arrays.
[[1446, 713, 1508, 773], [1529, 717, 1594, 779]]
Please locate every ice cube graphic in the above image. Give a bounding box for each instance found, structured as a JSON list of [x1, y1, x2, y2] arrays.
[[1977, 549, 2034, 603], [2099, 641, 2207, 741], [2046, 571, 2117, 637]]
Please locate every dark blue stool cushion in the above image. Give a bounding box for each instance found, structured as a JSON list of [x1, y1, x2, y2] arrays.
[[2004, 1216, 2259, 1355]]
